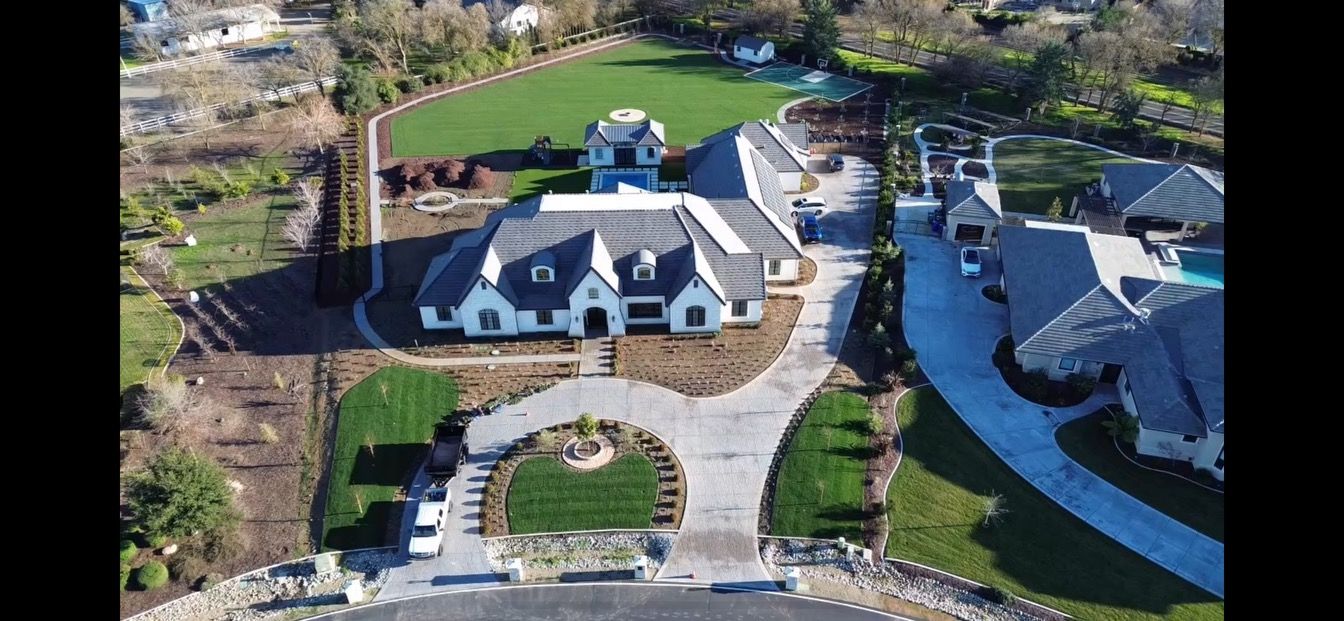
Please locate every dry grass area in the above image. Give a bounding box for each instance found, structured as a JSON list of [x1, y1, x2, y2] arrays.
[[795, 257, 818, 287], [330, 349, 577, 410], [614, 295, 803, 397]]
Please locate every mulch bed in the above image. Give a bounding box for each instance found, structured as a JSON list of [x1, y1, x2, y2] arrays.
[[927, 155, 957, 177], [479, 419, 686, 537], [615, 294, 804, 397], [962, 161, 989, 178], [991, 337, 1091, 408], [785, 97, 888, 146]]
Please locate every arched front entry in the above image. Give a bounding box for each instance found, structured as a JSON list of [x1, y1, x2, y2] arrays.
[[583, 307, 608, 337]]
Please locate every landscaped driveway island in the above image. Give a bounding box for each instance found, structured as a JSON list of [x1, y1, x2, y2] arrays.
[[374, 156, 878, 600]]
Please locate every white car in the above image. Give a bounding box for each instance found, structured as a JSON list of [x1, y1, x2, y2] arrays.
[[408, 487, 451, 559], [960, 247, 983, 278], [791, 196, 828, 217]]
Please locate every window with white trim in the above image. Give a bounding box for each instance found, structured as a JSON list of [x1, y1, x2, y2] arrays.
[[628, 303, 661, 319], [636, 266, 653, 280], [536, 309, 553, 325], [587, 287, 599, 299], [768, 260, 782, 276], [1058, 358, 1078, 371], [478, 309, 501, 331], [435, 306, 453, 322], [1181, 434, 1198, 443], [731, 300, 748, 317], [686, 306, 706, 327], [534, 267, 551, 282]]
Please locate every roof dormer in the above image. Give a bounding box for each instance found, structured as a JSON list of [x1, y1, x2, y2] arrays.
[[530, 250, 555, 282], [633, 248, 656, 281]]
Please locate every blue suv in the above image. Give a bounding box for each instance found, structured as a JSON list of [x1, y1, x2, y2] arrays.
[[798, 214, 823, 244]]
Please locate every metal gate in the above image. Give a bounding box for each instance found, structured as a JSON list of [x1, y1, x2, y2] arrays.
[[892, 221, 934, 236]]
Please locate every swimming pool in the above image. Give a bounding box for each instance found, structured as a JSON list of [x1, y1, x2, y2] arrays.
[[1167, 249, 1224, 288], [591, 170, 654, 191]]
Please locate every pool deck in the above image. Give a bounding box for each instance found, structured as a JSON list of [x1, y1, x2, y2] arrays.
[[589, 167, 689, 193]]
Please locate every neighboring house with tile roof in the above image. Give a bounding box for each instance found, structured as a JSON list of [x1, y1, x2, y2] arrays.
[[733, 35, 775, 64], [685, 132, 806, 281], [698, 121, 811, 191], [583, 119, 666, 167], [997, 224, 1225, 480], [1085, 163, 1224, 236], [942, 180, 1002, 245]]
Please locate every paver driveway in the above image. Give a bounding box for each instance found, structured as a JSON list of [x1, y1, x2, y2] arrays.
[[896, 233, 1225, 598], [375, 155, 878, 600]]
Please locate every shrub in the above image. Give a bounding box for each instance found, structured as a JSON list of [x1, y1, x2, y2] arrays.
[[126, 447, 238, 539], [120, 539, 138, 564], [198, 572, 225, 591], [376, 78, 400, 104], [865, 323, 891, 349], [900, 358, 919, 380], [424, 64, 451, 84], [990, 585, 1018, 606], [863, 411, 884, 435], [1021, 370, 1049, 402], [146, 532, 168, 548], [397, 74, 422, 93], [413, 171, 437, 191], [438, 158, 467, 185], [1067, 373, 1097, 397], [121, 564, 132, 591], [220, 180, 252, 200], [167, 554, 207, 581], [135, 561, 170, 590], [467, 164, 495, 190], [991, 337, 1015, 368], [270, 169, 290, 186], [459, 51, 494, 77], [336, 65, 379, 115]]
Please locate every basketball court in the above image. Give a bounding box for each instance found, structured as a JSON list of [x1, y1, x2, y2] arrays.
[[744, 61, 874, 102]]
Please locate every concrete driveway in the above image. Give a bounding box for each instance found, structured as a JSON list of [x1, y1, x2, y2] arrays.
[[896, 233, 1225, 598], [376, 155, 878, 600]]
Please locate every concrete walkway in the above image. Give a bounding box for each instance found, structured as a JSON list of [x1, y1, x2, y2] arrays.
[[376, 155, 878, 600], [895, 234, 1224, 598]]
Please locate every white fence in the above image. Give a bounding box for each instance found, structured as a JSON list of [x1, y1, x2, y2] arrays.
[[121, 44, 276, 79], [120, 76, 337, 137], [531, 16, 649, 52]]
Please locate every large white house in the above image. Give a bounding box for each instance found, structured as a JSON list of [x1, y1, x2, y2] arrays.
[[694, 121, 810, 192], [130, 4, 282, 57], [584, 119, 666, 167], [414, 124, 805, 337], [466, 1, 554, 37], [997, 225, 1225, 480]]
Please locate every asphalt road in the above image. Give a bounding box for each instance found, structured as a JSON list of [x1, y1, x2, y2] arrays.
[[313, 583, 910, 621], [686, 5, 1223, 137]]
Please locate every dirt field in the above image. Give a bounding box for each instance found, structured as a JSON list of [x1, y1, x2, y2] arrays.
[[614, 295, 804, 397]]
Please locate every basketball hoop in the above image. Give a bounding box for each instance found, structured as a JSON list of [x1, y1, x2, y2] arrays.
[[817, 59, 829, 71]]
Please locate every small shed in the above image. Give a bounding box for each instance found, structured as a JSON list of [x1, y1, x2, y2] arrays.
[[128, 0, 169, 23], [943, 180, 1003, 245], [733, 35, 775, 64]]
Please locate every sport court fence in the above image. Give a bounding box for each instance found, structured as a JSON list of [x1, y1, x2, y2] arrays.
[[743, 61, 874, 102]]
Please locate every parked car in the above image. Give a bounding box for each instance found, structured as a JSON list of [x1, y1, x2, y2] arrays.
[[827, 154, 845, 171], [408, 486, 451, 559], [791, 196, 828, 217], [960, 247, 983, 278], [798, 213, 823, 244]]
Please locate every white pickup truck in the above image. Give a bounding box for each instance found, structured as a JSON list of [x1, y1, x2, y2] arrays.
[[408, 486, 451, 559]]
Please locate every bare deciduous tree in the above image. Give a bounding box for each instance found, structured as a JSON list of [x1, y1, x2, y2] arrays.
[[1001, 21, 1067, 91], [292, 176, 324, 213], [421, 0, 492, 56], [358, 0, 421, 74], [288, 95, 347, 155], [284, 177, 325, 252], [136, 374, 213, 431], [292, 36, 341, 84], [125, 146, 155, 174], [121, 3, 136, 26], [132, 33, 166, 63], [138, 244, 176, 275], [886, 0, 942, 65], [927, 9, 979, 62], [741, 0, 798, 39], [851, 0, 887, 57]]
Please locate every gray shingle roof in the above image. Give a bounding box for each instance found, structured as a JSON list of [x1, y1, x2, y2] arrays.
[[735, 35, 770, 52], [997, 225, 1159, 363], [701, 121, 808, 173], [778, 123, 809, 148], [687, 134, 803, 258], [944, 180, 1003, 220], [706, 199, 800, 259], [748, 147, 795, 225], [583, 120, 666, 147], [1122, 278, 1225, 434], [412, 195, 772, 311], [1103, 163, 1224, 224]]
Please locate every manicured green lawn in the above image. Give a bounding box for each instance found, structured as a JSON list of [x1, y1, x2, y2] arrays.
[[771, 391, 872, 540], [991, 138, 1139, 215], [171, 194, 298, 290], [323, 367, 459, 550], [886, 387, 1224, 620], [390, 39, 800, 157], [509, 166, 593, 202], [1056, 409, 1224, 543], [507, 453, 658, 534], [119, 265, 181, 392]]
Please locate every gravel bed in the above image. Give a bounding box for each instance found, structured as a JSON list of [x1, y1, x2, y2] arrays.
[[761, 539, 1038, 621], [131, 549, 396, 621], [484, 532, 675, 572]]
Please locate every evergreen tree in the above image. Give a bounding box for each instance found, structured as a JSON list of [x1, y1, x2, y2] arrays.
[[1020, 42, 1069, 115], [801, 0, 840, 64]]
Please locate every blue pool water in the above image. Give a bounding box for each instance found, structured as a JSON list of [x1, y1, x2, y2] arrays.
[[593, 171, 653, 190], [1173, 250, 1224, 288]]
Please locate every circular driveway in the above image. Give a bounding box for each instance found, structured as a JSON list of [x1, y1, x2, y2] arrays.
[[315, 583, 907, 620]]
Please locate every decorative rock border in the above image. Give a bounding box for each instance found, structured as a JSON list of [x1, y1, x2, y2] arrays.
[[411, 190, 460, 213], [480, 419, 686, 536], [483, 531, 675, 579]]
